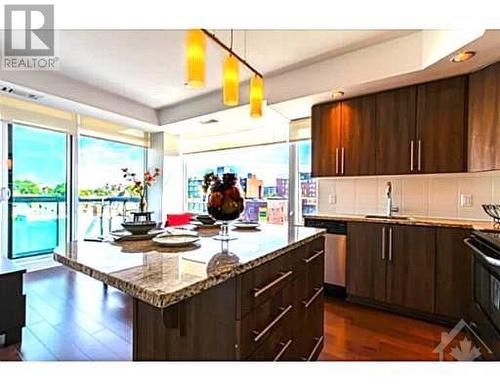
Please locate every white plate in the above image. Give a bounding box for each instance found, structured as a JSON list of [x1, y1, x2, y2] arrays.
[[111, 229, 165, 241], [152, 235, 200, 247], [233, 222, 260, 230]]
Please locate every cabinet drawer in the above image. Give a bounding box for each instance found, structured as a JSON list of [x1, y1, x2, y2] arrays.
[[247, 315, 296, 361], [0, 272, 24, 300], [0, 295, 26, 332], [237, 250, 295, 319], [295, 286, 324, 361], [238, 283, 295, 358]]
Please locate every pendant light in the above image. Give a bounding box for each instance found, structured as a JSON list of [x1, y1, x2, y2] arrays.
[[186, 29, 206, 88], [223, 54, 239, 106], [223, 30, 239, 106], [250, 74, 264, 118]]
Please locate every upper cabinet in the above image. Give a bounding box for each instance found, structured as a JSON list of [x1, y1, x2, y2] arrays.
[[311, 102, 341, 177], [341, 95, 377, 176], [415, 76, 468, 174], [311, 75, 469, 178], [375, 86, 417, 175], [468, 61, 500, 172]]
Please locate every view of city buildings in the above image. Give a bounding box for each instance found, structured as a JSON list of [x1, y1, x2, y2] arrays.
[[186, 168, 317, 224]]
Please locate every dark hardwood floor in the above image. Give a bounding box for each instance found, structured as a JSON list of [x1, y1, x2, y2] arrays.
[[0, 266, 449, 361]]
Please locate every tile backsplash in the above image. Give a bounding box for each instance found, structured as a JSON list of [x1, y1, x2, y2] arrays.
[[317, 171, 500, 220]]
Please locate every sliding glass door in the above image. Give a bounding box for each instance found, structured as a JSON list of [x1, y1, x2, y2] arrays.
[[7, 123, 70, 259]]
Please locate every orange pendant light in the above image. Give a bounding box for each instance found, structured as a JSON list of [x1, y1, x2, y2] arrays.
[[249, 75, 264, 118], [186, 29, 206, 88], [223, 55, 239, 106]]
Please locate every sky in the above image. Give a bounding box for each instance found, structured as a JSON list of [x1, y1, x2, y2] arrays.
[[12, 124, 145, 189]]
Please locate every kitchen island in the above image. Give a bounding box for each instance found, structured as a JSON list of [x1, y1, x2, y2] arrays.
[[54, 224, 325, 361]]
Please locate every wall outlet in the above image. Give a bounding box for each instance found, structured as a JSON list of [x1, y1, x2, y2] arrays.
[[460, 194, 473, 208], [328, 194, 336, 204]]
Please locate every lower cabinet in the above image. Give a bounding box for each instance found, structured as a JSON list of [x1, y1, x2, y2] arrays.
[[133, 236, 325, 361], [346, 222, 471, 323], [242, 237, 325, 361]]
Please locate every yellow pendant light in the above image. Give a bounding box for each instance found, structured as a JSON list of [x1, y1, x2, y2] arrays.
[[186, 29, 206, 88], [223, 55, 239, 106], [250, 75, 264, 118]]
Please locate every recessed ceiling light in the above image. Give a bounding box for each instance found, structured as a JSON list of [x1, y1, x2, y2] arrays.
[[451, 51, 476, 63], [332, 90, 345, 99]]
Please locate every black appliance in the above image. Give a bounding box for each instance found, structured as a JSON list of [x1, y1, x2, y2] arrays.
[[465, 231, 500, 359]]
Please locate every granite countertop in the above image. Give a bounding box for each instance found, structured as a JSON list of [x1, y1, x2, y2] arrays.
[[53, 225, 324, 309], [304, 213, 498, 231]]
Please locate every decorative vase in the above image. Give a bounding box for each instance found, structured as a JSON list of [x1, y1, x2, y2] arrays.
[[206, 173, 245, 241], [139, 197, 147, 213]]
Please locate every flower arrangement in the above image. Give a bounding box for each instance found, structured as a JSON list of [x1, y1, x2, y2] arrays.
[[203, 172, 244, 221], [122, 167, 161, 212]]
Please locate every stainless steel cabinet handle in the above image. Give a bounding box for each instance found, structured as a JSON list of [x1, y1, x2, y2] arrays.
[[252, 304, 293, 342], [273, 338, 293, 361], [253, 270, 293, 298], [341, 147, 345, 175], [381, 227, 386, 260], [388, 227, 393, 261], [302, 286, 324, 308], [410, 140, 414, 172], [417, 139, 421, 171], [302, 336, 324, 361], [335, 147, 339, 175], [302, 250, 324, 264]]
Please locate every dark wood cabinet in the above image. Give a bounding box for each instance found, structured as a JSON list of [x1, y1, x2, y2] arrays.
[[386, 225, 436, 313], [341, 95, 377, 176], [0, 261, 26, 346], [346, 222, 386, 301], [415, 76, 468, 173], [345, 220, 477, 325], [468, 61, 500, 172], [311, 103, 341, 177], [375, 86, 417, 175], [133, 237, 325, 361], [435, 228, 472, 320], [312, 76, 468, 177]]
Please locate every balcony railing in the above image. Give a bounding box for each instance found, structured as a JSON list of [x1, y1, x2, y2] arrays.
[[9, 195, 140, 259]]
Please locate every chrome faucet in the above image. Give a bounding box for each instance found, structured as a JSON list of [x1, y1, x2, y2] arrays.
[[385, 181, 398, 217]]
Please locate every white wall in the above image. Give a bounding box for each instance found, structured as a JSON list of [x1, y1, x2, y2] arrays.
[[317, 171, 500, 221]]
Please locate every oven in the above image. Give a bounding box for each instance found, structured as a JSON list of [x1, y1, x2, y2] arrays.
[[465, 231, 500, 359]]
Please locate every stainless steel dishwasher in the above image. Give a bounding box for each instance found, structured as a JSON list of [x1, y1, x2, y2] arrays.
[[304, 218, 347, 295]]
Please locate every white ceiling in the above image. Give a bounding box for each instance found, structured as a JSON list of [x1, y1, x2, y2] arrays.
[[56, 30, 411, 108]]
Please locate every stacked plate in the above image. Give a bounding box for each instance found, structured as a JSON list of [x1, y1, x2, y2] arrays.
[[232, 221, 260, 230], [152, 229, 200, 247]]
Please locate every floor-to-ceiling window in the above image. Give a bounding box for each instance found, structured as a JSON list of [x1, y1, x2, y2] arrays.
[[8, 123, 69, 259], [296, 140, 317, 222], [77, 136, 146, 238], [185, 143, 290, 224]]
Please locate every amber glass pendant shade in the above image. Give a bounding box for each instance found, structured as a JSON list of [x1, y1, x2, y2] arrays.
[[223, 55, 239, 106], [186, 29, 206, 88], [250, 75, 264, 117]]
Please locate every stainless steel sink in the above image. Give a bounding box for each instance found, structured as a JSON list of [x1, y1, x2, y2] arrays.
[[364, 214, 412, 221]]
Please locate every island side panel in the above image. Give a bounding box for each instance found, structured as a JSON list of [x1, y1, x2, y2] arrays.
[[133, 278, 237, 361]]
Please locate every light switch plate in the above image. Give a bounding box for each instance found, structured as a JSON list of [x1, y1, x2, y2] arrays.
[[328, 194, 336, 204], [460, 194, 473, 208]]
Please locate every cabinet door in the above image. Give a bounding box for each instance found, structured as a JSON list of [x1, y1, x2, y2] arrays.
[[311, 103, 341, 177], [375, 86, 417, 175], [341, 96, 377, 176], [468, 61, 500, 172], [416, 76, 467, 173], [435, 228, 472, 320], [346, 222, 386, 301], [386, 225, 435, 313]]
